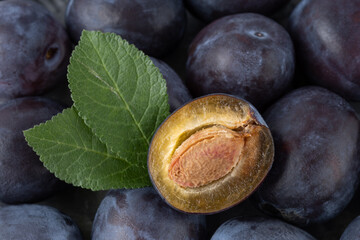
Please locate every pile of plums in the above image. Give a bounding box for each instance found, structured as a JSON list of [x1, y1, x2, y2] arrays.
[[0, 0, 359, 239]]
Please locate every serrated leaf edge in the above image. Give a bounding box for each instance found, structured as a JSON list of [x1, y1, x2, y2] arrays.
[[23, 108, 152, 191], [67, 30, 169, 162]]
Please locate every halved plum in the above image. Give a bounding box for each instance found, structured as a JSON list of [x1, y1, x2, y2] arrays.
[[148, 94, 274, 214]]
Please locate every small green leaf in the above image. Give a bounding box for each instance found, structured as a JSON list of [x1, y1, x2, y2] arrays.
[[24, 107, 151, 190], [68, 31, 169, 165]]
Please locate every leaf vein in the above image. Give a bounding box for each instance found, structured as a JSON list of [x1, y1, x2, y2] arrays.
[[87, 36, 149, 145]]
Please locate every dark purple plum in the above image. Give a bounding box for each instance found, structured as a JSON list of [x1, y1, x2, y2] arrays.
[[185, 0, 289, 22], [186, 13, 295, 110], [0, 0, 71, 101], [91, 187, 206, 240], [340, 216, 360, 240], [211, 216, 316, 240], [65, 0, 186, 57], [289, 0, 360, 101], [0, 204, 82, 240], [0, 97, 65, 203], [255, 86, 360, 225], [150, 57, 192, 112]]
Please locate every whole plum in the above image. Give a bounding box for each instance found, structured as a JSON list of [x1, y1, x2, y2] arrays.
[[340, 216, 360, 240], [150, 57, 192, 112], [185, 0, 289, 22], [0, 204, 82, 240], [0, 0, 71, 101], [289, 0, 360, 101], [255, 86, 360, 225], [211, 216, 315, 240], [65, 0, 187, 57], [186, 13, 295, 110], [91, 187, 206, 240], [0, 97, 65, 203]]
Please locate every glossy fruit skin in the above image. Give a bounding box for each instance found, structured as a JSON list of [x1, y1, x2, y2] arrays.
[[186, 13, 295, 110], [91, 187, 206, 240], [289, 0, 360, 101], [340, 216, 360, 240], [0, 97, 65, 204], [185, 0, 289, 22], [255, 86, 360, 225], [0, 0, 71, 101], [0, 204, 83, 240], [150, 57, 192, 112], [65, 0, 186, 57], [211, 216, 316, 240]]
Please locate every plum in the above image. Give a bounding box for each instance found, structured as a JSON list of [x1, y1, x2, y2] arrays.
[[184, 0, 289, 22], [150, 57, 192, 112], [0, 0, 71, 101], [0, 97, 65, 203], [0, 204, 82, 240], [255, 86, 360, 224], [289, 0, 360, 101], [340, 216, 360, 240], [211, 216, 316, 240], [91, 187, 206, 240], [65, 0, 187, 57], [186, 13, 295, 110], [148, 94, 274, 214]]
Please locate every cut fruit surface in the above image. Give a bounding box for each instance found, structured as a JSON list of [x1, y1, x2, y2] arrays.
[[148, 94, 274, 214]]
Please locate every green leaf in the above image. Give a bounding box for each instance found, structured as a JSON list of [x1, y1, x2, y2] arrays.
[[24, 107, 152, 190], [68, 31, 169, 166], [24, 31, 169, 190]]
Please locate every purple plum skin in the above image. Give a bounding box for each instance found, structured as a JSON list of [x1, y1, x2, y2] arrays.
[[65, 0, 187, 57], [186, 13, 295, 110], [0, 204, 83, 240], [150, 57, 192, 112], [91, 187, 206, 240], [0, 97, 65, 204], [0, 0, 71, 101], [340, 216, 360, 240], [184, 0, 289, 22], [211, 216, 316, 240], [255, 86, 360, 225], [289, 0, 360, 101]]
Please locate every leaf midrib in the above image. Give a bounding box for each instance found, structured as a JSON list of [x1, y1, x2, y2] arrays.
[[81, 34, 150, 145], [27, 134, 130, 165]]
